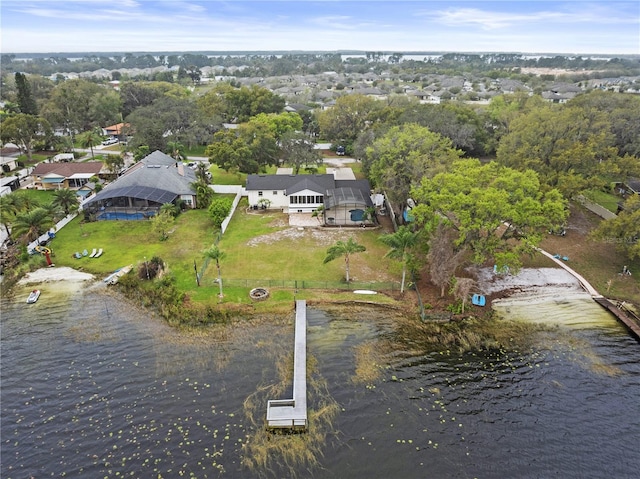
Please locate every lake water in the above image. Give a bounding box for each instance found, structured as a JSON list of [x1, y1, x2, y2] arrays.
[[2, 282, 639, 478]]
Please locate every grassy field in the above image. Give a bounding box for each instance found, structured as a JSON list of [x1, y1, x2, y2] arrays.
[[527, 202, 640, 304], [46, 200, 401, 308], [583, 189, 620, 213]]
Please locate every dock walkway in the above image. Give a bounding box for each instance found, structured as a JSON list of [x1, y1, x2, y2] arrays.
[[266, 300, 308, 431], [537, 248, 640, 341]]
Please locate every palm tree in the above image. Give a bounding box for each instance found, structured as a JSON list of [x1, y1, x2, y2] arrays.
[[78, 128, 102, 159], [203, 245, 226, 298], [166, 141, 186, 161], [379, 226, 420, 293], [11, 207, 53, 243], [193, 179, 214, 209], [51, 188, 79, 216], [0, 193, 24, 240], [160, 202, 179, 218], [323, 237, 366, 282], [195, 162, 211, 184]]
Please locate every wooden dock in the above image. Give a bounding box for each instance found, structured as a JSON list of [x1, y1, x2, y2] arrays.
[[266, 300, 308, 432], [594, 298, 640, 341]]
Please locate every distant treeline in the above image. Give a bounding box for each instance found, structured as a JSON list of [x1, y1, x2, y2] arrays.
[[2, 52, 639, 79]]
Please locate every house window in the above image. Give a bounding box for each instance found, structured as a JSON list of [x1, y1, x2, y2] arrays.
[[316, 195, 324, 204], [290, 196, 298, 204], [258, 191, 263, 196], [273, 191, 278, 195]]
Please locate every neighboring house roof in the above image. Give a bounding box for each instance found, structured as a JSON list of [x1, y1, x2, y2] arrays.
[[103, 122, 130, 135], [85, 151, 196, 205], [32, 162, 104, 178], [625, 178, 640, 193]]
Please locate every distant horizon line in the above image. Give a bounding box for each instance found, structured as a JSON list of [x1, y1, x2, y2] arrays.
[[5, 50, 637, 58]]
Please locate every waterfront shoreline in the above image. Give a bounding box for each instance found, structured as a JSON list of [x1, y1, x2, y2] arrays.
[[17, 266, 96, 285]]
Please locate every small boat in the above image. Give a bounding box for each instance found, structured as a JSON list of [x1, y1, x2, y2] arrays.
[[27, 289, 41, 304], [104, 265, 133, 285]]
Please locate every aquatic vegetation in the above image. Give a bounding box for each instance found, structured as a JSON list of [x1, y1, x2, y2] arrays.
[[241, 352, 340, 478], [393, 315, 551, 354]]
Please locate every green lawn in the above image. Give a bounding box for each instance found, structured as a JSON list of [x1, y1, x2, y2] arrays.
[[47, 200, 401, 307], [583, 189, 620, 213], [50, 209, 216, 299], [209, 199, 398, 285]]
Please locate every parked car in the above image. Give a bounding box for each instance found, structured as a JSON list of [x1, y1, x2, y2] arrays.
[[102, 138, 118, 146], [336, 145, 345, 156]]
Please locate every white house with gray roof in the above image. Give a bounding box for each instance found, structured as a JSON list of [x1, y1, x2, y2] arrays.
[[246, 173, 374, 226]]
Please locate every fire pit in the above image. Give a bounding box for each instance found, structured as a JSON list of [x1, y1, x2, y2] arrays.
[[249, 287, 269, 301]]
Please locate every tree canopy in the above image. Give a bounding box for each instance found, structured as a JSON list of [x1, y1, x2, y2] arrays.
[[366, 123, 463, 212], [592, 195, 640, 260], [412, 159, 568, 271]]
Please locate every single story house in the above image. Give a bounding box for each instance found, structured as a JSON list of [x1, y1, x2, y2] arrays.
[[1, 156, 18, 172], [102, 122, 131, 142], [615, 178, 640, 212], [1, 175, 21, 196], [82, 150, 197, 220], [30, 162, 104, 190], [245, 173, 374, 226]]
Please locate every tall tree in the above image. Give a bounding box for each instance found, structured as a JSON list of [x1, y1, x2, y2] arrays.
[[0, 193, 26, 240], [104, 154, 125, 176], [195, 163, 211, 184], [279, 131, 323, 174], [318, 94, 382, 142], [427, 222, 467, 297], [366, 123, 463, 214], [11, 207, 53, 243], [205, 129, 254, 173], [413, 159, 567, 273], [238, 121, 280, 171], [379, 226, 420, 293], [591, 195, 640, 261], [0, 114, 51, 160], [203, 245, 226, 298], [41, 79, 102, 137], [496, 103, 618, 196], [51, 188, 79, 216], [247, 112, 303, 140], [323, 237, 367, 282], [166, 141, 187, 161], [15, 72, 38, 115], [77, 128, 102, 159], [193, 179, 214, 209]]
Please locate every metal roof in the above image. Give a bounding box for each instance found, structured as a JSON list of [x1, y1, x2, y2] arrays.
[[90, 185, 178, 205], [324, 186, 373, 209]]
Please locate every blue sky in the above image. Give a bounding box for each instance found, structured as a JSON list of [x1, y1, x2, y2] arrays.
[[2, 1, 638, 55]]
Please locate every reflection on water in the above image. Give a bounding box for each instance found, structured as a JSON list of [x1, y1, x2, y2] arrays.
[[1, 285, 639, 478]]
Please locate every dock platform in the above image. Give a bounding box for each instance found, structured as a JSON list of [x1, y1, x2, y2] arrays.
[[266, 300, 308, 432]]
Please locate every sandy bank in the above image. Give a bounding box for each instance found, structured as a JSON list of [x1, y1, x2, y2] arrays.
[[475, 267, 582, 295], [18, 266, 96, 285]]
